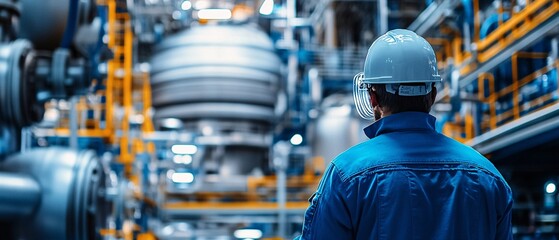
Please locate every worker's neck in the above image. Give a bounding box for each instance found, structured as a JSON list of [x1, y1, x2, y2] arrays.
[[380, 109, 391, 118]]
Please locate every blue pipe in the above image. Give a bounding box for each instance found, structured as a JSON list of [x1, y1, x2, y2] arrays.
[[480, 12, 510, 39], [61, 0, 80, 48], [461, 0, 474, 27]]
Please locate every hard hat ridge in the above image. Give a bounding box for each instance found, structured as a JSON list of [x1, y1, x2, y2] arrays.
[[362, 29, 441, 86]]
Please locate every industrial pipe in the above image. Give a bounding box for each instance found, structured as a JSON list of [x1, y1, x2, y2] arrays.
[[1, 147, 109, 240], [0, 172, 40, 219]]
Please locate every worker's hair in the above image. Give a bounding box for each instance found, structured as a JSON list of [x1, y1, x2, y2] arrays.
[[368, 84, 435, 113]]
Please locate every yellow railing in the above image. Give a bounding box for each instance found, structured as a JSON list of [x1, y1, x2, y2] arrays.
[[479, 53, 557, 128], [477, 72, 497, 130], [40, 2, 157, 237], [107, 1, 156, 173], [442, 113, 475, 143], [444, 55, 559, 140], [427, 37, 452, 68], [475, 0, 558, 63], [430, 0, 559, 74], [46, 0, 155, 171], [431, 0, 559, 141]]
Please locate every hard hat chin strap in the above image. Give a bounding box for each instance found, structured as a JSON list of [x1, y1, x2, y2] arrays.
[[385, 83, 432, 96]]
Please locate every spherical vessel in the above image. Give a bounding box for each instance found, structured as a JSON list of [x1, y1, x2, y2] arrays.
[[150, 24, 282, 123]]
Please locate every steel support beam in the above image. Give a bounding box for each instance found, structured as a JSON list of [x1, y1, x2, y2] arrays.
[[468, 103, 559, 154], [408, 0, 460, 35]]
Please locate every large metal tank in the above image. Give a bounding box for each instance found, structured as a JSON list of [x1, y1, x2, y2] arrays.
[[310, 94, 370, 164], [150, 24, 282, 190], [150, 24, 281, 123]]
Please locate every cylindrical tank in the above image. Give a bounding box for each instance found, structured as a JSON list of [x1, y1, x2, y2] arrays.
[[311, 94, 370, 165], [150, 24, 282, 183], [150, 24, 281, 123], [0, 147, 109, 240], [19, 0, 96, 50], [0, 172, 41, 218]]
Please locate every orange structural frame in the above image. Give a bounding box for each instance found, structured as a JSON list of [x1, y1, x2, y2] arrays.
[[432, 0, 559, 141]]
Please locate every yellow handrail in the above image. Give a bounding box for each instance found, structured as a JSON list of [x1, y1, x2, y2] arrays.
[[476, 0, 558, 63]]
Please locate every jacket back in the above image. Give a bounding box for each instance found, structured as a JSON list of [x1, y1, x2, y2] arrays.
[[298, 112, 513, 240]]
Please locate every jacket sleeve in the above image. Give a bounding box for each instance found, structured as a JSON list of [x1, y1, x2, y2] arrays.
[[297, 164, 353, 240], [495, 183, 513, 240]]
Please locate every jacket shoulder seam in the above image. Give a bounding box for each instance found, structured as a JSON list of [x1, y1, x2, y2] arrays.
[[341, 160, 505, 183]]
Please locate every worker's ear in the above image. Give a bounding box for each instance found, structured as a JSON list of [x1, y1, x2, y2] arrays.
[[369, 89, 379, 108], [430, 85, 437, 103]]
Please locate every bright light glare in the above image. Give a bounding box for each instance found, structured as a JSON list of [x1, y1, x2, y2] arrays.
[[181, 0, 192, 10], [171, 172, 194, 183], [173, 155, 193, 164], [166, 170, 175, 179], [259, 0, 274, 15], [327, 105, 351, 116], [161, 118, 183, 129], [171, 144, 198, 154], [234, 229, 263, 239], [202, 126, 213, 135], [172, 10, 182, 20], [197, 8, 232, 20], [290, 134, 303, 146], [546, 182, 557, 194], [194, 0, 211, 9], [161, 225, 174, 236]]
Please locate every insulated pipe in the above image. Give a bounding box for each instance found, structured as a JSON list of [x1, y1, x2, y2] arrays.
[[1, 147, 108, 240], [18, 0, 69, 50], [0, 172, 40, 218]]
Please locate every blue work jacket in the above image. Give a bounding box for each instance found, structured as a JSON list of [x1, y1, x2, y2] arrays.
[[297, 112, 513, 240]]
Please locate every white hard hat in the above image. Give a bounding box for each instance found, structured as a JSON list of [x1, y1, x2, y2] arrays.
[[353, 29, 442, 119]]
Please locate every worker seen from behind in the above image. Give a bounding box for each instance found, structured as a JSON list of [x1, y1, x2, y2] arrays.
[[296, 29, 513, 239]]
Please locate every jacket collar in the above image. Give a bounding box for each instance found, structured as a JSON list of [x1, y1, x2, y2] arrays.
[[363, 112, 437, 139]]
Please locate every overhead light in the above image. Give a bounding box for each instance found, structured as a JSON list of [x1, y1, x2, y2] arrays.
[[161, 118, 183, 129], [181, 0, 192, 11], [161, 225, 174, 236], [171, 172, 194, 183], [290, 134, 303, 146], [201, 126, 213, 135], [194, 0, 211, 10], [197, 8, 232, 20], [138, 62, 151, 73], [172, 10, 182, 20], [545, 182, 557, 194], [173, 155, 193, 164], [171, 144, 198, 154], [234, 229, 262, 239], [166, 169, 175, 179], [259, 0, 274, 15]]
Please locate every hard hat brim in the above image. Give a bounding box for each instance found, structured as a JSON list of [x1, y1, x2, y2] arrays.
[[360, 75, 442, 84]]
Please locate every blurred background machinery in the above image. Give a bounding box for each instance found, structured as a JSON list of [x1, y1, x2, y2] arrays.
[[0, 0, 558, 239], [0, 0, 110, 239]]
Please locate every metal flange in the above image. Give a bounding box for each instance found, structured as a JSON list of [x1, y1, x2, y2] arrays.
[[0, 39, 41, 128], [1, 147, 110, 240]]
